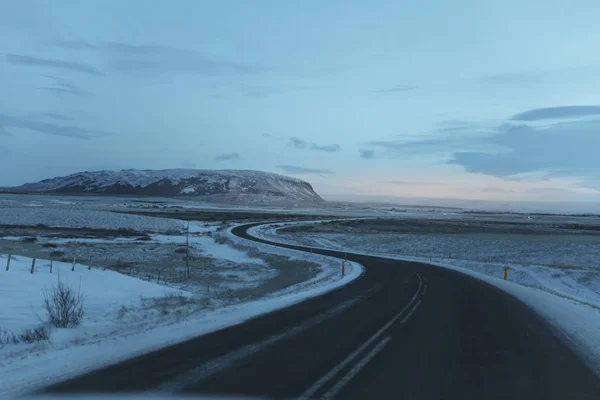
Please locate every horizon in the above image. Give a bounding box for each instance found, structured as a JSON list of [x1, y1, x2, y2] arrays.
[[3, 166, 600, 214], [2, 1, 600, 206]]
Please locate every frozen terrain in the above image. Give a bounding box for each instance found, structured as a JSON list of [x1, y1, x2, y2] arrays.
[[0, 197, 363, 398]]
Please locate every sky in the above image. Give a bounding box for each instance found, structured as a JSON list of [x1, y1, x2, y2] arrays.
[[2, 0, 600, 205]]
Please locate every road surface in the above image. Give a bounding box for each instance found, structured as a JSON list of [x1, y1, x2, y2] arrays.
[[43, 221, 600, 399]]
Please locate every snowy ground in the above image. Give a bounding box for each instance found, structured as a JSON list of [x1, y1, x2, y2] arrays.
[[0, 216, 363, 398], [254, 219, 600, 309], [0, 206, 184, 232]]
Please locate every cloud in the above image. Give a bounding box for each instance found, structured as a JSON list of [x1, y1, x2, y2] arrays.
[[481, 187, 514, 193], [310, 143, 341, 152], [448, 120, 600, 181], [103, 42, 263, 77], [41, 75, 93, 97], [511, 106, 600, 121], [383, 181, 412, 185], [0, 113, 111, 139], [6, 54, 102, 75], [382, 180, 437, 186], [376, 85, 418, 93], [288, 137, 341, 152], [367, 137, 488, 155], [288, 137, 306, 149], [38, 112, 72, 121], [46, 40, 263, 77], [0, 124, 11, 136], [359, 149, 375, 159], [214, 152, 241, 162], [51, 40, 98, 51], [276, 165, 333, 175]]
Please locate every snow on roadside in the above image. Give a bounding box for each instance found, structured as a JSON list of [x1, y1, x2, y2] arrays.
[[0, 254, 187, 334], [226, 223, 364, 298], [0, 223, 364, 398]]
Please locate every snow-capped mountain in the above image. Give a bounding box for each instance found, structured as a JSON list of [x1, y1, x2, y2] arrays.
[[15, 169, 324, 203]]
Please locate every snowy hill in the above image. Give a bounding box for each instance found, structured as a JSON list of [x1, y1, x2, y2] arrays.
[[15, 169, 324, 203]]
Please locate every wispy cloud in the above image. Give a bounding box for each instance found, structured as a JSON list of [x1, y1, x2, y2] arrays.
[[46, 40, 264, 77], [288, 137, 341, 152], [50, 40, 98, 51], [38, 112, 72, 121], [481, 187, 514, 193], [511, 106, 600, 121], [376, 85, 418, 93], [6, 54, 102, 75], [359, 149, 375, 159], [276, 165, 333, 174], [310, 143, 341, 152], [41, 75, 92, 98], [382, 180, 437, 186], [0, 124, 11, 136], [448, 120, 600, 182], [288, 137, 306, 149], [103, 42, 264, 77], [0, 113, 111, 139], [214, 152, 241, 162]]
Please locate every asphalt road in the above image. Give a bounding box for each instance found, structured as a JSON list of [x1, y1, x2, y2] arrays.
[[43, 222, 600, 399]]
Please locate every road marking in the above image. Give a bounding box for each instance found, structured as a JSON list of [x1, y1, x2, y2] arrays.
[[322, 336, 392, 400], [154, 295, 366, 392], [298, 273, 422, 400], [401, 299, 422, 324]]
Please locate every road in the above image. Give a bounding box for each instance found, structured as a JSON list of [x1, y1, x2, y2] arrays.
[[43, 221, 600, 399]]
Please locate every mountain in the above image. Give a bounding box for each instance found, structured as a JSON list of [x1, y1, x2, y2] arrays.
[[15, 169, 324, 203]]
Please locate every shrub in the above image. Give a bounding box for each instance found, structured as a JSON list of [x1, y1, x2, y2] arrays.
[[0, 327, 18, 346], [42, 243, 58, 248], [18, 325, 50, 343], [22, 237, 37, 243], [0, 325, 50, 346], [50, 251, 65, 258], [43, 279, 85, 328], [174, 247, 188, 254]]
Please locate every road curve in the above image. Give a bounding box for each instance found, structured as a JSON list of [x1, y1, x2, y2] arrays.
[[43, 221, 600, 399]]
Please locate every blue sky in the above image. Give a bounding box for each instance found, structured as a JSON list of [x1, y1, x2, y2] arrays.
[[1, 0, 600, 203]]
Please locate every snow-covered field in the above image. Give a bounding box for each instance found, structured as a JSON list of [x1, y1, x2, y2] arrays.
[[0, 254, 187, 342], [0, 206, 184, 232], [0, 212, 363, 398]]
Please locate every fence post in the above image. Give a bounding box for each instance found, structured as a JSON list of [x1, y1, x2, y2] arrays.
[[30, 258, 36, 274], [341, 260, 345, 276], [72, 257, 76, 271], [504, 266, 509, 280], [157, 271, 161, 284], [50, 260, 53, 274], [88, 256, 92, 270], [5, 254, 11, 271]]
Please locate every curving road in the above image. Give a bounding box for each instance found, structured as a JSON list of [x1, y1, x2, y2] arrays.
[[44, 221, 600, 399]]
